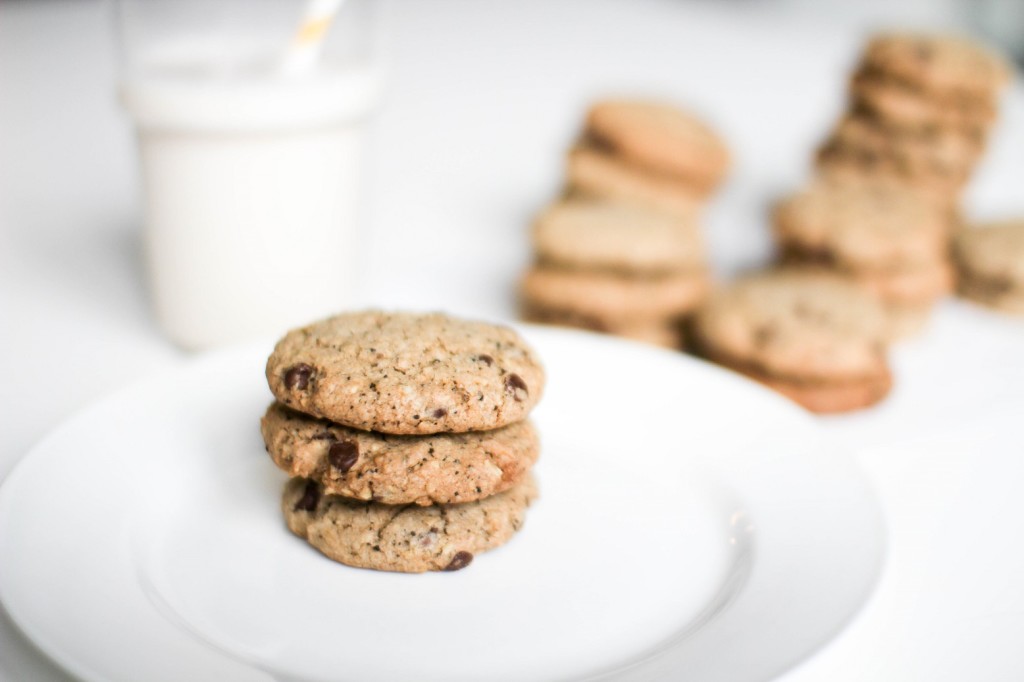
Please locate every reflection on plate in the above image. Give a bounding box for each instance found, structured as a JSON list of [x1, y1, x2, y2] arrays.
[[0, 326, 883, 682]]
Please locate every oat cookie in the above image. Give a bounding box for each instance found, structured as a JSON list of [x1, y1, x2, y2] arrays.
[[774, 182, 950, 270], [954, 221, 1024, 314], [821, 115, 980, 181], [520, 266, 709, 325], [585, 99, 730, 188], [850, 73, 994, 136], [691, 270, 891, 413], [262, 402, 539, 506], [860, 33, 1011, 98], [267, 312, 545, 434], [282, 475, 537, 573], [532, 198, 704, 274], [566, 144, 704, 217]]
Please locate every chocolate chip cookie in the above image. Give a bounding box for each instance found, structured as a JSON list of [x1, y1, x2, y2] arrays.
[[282, 475, 538, 573], [266, 312, 545, 434], [691, 270, 892, 413], [262, 402, 539, 506]]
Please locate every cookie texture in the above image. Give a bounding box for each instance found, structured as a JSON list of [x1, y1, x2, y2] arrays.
[[691, 270, 890, 385], [520, 266, 709, 323], [860, 33, 1011, 97], [954, 221, 1024, 314], [850, 73, 994, 135], [521, 303, 684, 349], [266, 312, 545, 434], [774, 182, 950, 270], [585, 99, 730, 188], [262, 402, 539, 506], [532, 198, 704, 274], [283, 475, 537, 573], [566, 144, 704, 218]]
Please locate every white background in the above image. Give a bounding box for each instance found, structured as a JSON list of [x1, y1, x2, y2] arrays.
[[2, 1, 1024, 680]]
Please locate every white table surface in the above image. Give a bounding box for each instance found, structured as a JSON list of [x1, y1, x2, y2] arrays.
[[3, 1, 1024, 680]]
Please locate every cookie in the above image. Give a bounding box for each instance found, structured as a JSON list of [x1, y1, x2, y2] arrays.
[[532, 198, 704, 274], [566, 144, 704, 218], [774, 182, 951, 271], [821, 114, 980, 181], [584, 99, 730, 189], [282, 475, 537, 573], [266, 312, 545, 434], [850, 73, 994, 137], [954, 221, 1024, 314], [859, 33, 1011, 99], [690, 270, 891, 413], [261, 402, 539, 506], [851, 260, 955, 305], [519, 266, 710, 325], [521, 303, 684, 349], [815, 150, 962, 208]]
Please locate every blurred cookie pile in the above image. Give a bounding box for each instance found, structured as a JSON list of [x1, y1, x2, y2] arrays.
[[519, 99, 729, 348], [817, 33, 1011, 207], [263, 311, 545, 573], [775, 32, 1012, 339]]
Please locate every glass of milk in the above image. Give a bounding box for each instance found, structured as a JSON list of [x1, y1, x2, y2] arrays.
[[116, 0, 384, 350]]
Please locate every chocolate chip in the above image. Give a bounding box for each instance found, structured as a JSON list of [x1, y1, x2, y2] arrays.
[[432, 408, 447, 419], [443, 551, 474, 571], [477, 354, 494, 366], [284, 363, 313, 390], [294, 480, 320, 512], [328, 441, 359, 473], [504, 373, 528, 401]]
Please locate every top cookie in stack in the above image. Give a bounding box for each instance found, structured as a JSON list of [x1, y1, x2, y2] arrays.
[[570, 99, 731, 213], [520, 99, 729, 348], [263, 311, 546, 573], [817, 33, 1011, 207]]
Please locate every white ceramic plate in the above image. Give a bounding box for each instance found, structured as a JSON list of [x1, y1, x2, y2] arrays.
[[0, 327, 883, 682]]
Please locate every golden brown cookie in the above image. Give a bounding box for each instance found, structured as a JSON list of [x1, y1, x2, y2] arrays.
[[584, 99, 730, 189], [532, 198, 705, 274], [773, 181, 951, 271], [566, 144, 705, 217], [859, 32, 1011, 99], [283, 475, 537, 573], [690, 270, 892, 413], [519, 266, 710, 326], [262, 402, 539, 506], [954, 220, 1024, 314], [266, 311, 545, 434]]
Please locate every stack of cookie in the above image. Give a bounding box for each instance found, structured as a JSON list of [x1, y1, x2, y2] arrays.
[[816, 32, 1011, 208], [773, 182, 954, 338], [262, 311, 546, 573], [690, 269, 893, 414], [519, 99, 729, 348], [520, 198, 709, 348]]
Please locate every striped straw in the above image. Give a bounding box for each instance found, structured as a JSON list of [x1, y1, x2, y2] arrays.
[[280, 0, 346, 75]]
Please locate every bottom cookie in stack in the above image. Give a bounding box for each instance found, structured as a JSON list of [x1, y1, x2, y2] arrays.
[[263, 311, 547, 572], [689, 270, 893, 414], [283, 475, 538, 573], [772, 181, 954, 339], [520, 198, 710, 348]]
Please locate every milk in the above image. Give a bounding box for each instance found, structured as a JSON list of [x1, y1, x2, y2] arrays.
[[121, 53, 383, 350]]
